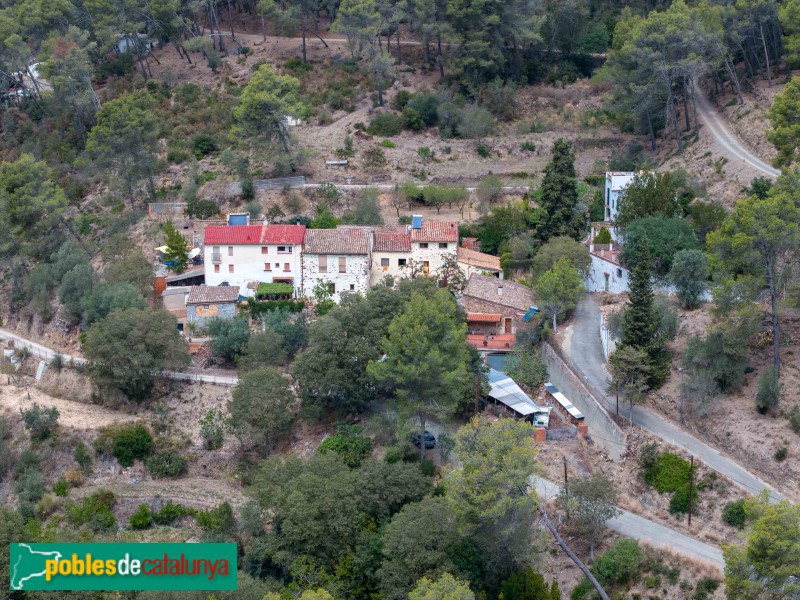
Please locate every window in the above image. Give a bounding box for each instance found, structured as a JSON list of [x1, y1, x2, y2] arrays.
[[329, 283, 336, 294], [284, 263, 290, 272], [439, 242, 448, 249], [419, 242, 429, 249], [264, 263, 271, 271], [349, 284, 355, 291], [203, 305, 209, 309], [228, 246, 233, 256], [275, 263, 280, 269], [319, 255, 327, 273], [338, 257, 346, 273], [214, 264, 220, 273], [261, 247, 268, 254], [228, 264, 234, 273], [380, 258, 390, 267], [277, 246, 292, 254], [616, 268, 623, 277], [398, 258, 407, 266]]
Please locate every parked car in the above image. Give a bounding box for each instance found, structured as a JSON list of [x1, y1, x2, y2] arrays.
[[411, 430, 436, 449]]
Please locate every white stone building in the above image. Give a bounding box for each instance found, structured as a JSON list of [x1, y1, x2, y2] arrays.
[[371, 231, 412, 286], [584, 243, 630, 294], [203, 224, 306, 298], [302, 227, 372, 302], [408, 217, 459, 276], [457, 246, 502, 279]]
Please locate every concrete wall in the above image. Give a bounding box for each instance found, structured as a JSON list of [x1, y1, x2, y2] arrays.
[[541, 342, 627, 461], [187, 301, 237, 328], [204, 243, 302, 298], [584, 254, 630, 294], [301, 253, 371, 302]]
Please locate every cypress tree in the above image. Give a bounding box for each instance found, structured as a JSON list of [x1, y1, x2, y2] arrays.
[[538, 139, 583, 243], [621, 238, 670, 387]]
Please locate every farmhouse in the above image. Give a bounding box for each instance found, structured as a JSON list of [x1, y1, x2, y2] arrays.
[[301, 227, 372, 302], [186, 285, 240, 328], [371, 230, 413, 286], [461, 274, 535, 349]]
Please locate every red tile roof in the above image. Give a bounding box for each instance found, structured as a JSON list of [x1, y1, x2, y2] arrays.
[[458, 247, 501, 271], [304, 228, 371, 255], [203, 225, 305, 246], [466, 312, 502, 323], [410, 221, 459, 242], [374, 232, 411, 252]]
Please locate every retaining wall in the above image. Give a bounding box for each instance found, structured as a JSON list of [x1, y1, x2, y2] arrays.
[[541, 342, 627, 461]]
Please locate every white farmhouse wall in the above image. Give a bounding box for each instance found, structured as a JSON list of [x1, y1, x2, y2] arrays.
[[410, 242, 456, 275], [584, 254, 630, 294], [370, 251, 410, 286], [459, 262, 501, 280], [204, 243, 302, 297], [302, 253, 370, 302]]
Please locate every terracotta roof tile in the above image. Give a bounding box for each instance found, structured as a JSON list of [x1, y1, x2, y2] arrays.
[[303, 228, 371, 255], [186, 285, 240, 304], [457, 247, 501, 271], [374, 232, 411, 252], [466, 312, 502, 323], [203, 225, 305, 245], [410, 221, 459, 242], [463, 273, 533, 312]]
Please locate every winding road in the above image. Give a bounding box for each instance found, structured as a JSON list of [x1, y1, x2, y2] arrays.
[[695, 82, 780, 179], [566, 297, 781, 502]]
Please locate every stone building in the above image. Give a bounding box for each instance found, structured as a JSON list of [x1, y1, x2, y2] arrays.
[[301, 227, 372, 302], [186, 285, 240, 329]]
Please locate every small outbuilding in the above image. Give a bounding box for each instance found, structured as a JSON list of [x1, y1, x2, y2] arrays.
[[186, 285, 240, 328]]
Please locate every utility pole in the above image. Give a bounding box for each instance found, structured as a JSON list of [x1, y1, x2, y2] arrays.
[[678, 367, 685, 425], [563, 456, 570, 521], [687, 455, 694, 526]]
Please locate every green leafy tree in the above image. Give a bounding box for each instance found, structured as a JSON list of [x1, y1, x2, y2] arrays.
[[708, 192, 800, 376], [767, 76, 800, 168], [208, 317, 251, 363], [614, 172, 681, 229], [82, 282, 147, 325], [669, 249, 708, 309], [593, 227, 612, 244], [619, 217, 699, 277], [531, 236, 591, 281], [558, 474, 620, 560], [83, 308, 190, 401], [348, 188, 384, 225], [755, 366, 781, 414], [538, 139, 583, 242], [333, 0, 380, 58], [535, 257, 584, 332], [237, 328, 287, 372], [409, 573, 475, 600], [58, 263, 97, 324], [500, 569, 562, 600], [228, 367, 295, 454], [257, 308, 307, 357], [378, 497, 460, 600], [723, 495, 800, 599], [620, 240, 670, 388], [317, 424, 372, 468], [85, 92, 160, 204], [780, 0, 800, 67], [0, 154, 68, 258], [607, 346, 650, 420], [234, 65, 304, 172], [368, 290, 469, 460], [505, 346, 547, 390], [20, 403, 60, 441], [163, 220, 189, 273], [200, 408, 225, 450], [105, 250, 154, 296]]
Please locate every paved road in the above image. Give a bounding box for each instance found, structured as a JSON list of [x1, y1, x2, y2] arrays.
[[695, 82, 781, 179], [0, 328, 238, 387], [532, 477, 724, 569], [567, 297, 782, 502]]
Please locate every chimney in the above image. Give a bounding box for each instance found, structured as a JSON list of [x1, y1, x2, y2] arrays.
[[412, 215, 423, 230], [498, 285, 504, 297]]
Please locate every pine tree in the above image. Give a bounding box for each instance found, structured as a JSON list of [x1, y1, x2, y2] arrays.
[[538, 139, 583, 243], [163, 220, 188, 273], [620, 238, 669, 387]]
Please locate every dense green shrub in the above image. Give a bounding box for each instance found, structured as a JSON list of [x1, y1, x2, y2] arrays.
[[591, 539, 643, 586], [317, 424, 372, 468], [74, 442, 93, 472], [200, 409, 225, 450], [789, 405, 800, 434], [53, 479, 68, 497], [775, 446, 788, 462], [402, 107, 424, 131], [380, 139, 396, 148], [196, 501, 236, 537], [755, 366, 781, 414], [391, 90, 412, 111], [406, 91, 439, 126], [367, 112, 404, 136], [186, 198, 220, 219], [593, 227, 612, 244], [130, 503, 153, 530], [97, 424, 154, 467], [668, 484, 698, 516], [191, 134, 218, 158], [20, 403, 60, 440], [693, 577, 720, 600], [67, 489, 116, 531], [146, 451, 187, 478], [644, 451, 692, 493], [722, 499, 747, 528], [154, 501, 196, 525]]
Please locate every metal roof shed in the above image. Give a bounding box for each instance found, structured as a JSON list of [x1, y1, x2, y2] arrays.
[[487, 368, 550, 421]]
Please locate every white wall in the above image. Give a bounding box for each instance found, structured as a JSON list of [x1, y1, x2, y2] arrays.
[[584, 253, 630, 294], [204, 243, 302, 297], [302, 253, 371, 302], [370, 251, 410, 286], [410, 242, 456, 276]]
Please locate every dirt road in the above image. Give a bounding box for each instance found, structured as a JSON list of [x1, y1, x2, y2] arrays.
[[695, 83, 781, 179], [564, 296, 782, 502]]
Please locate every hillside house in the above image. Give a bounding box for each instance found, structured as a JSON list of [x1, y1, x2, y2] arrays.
[[584, 243, 630, 293], [371, 230, 413, 286], [457, 246, 502, 279], [302, 227, 372, 302], [186, 285, 239, 328], [409, 216, 458, 276], [461, 274, 535, 349], [203, 224, 306, 298]]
